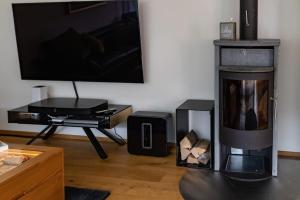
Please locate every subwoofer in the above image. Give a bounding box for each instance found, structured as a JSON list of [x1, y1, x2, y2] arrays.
[[127, 111, 172, 157]]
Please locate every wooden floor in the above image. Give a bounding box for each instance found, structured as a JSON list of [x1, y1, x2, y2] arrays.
[[1, 136, 186, 200]]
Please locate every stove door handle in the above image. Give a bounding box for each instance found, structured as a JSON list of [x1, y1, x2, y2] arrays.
[[270, 97, 278, 120], [245, 10, 250, 27]]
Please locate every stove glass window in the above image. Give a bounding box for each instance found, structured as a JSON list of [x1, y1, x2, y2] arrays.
[[223, 79, 269, 130]]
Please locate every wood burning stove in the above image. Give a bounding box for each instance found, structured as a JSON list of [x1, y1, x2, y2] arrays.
[[214, 40, 280, 181], [220, 71, 274, 150]]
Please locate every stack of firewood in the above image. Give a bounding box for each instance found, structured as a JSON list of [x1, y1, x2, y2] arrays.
[[180, 130, 210, 165]]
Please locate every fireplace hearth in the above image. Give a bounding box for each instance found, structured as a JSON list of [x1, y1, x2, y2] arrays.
[[214, 39, 280, 181]]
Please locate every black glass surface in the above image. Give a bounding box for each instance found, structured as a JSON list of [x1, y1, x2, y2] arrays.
[[12, 1, 144, 83], [225, 154, 265, 175], [223, 79, 269, 130]]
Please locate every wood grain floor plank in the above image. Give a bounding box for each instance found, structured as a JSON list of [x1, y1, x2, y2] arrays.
[[1, 136, 185, 200]]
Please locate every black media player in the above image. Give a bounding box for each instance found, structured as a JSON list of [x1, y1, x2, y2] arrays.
[[28, 98, 108, 115]]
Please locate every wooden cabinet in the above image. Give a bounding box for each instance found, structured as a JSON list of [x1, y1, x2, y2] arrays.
[[0, 145, 64, 200]]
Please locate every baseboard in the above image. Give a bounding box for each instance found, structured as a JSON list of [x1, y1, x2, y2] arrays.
[[0, 130, 114, 143], [1, 130, 300, 158], [278, 151, 300, 159], [0, 129, 177, 147]]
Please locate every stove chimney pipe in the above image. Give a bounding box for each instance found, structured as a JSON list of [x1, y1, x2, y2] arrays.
[[240, 0, 258, 40]]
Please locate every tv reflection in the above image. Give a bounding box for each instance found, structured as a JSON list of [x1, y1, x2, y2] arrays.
[[34, 4, 143, 83]]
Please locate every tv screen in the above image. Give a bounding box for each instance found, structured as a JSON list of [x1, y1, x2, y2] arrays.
[[12, 0, 144, 83]]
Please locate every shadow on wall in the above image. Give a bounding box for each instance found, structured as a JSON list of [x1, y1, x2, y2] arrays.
[[277, 40, 300, 151], [276, 0, 300, 151]]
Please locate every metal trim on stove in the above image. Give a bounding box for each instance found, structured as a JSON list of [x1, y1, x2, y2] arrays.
[[220, 127, 273, 150]]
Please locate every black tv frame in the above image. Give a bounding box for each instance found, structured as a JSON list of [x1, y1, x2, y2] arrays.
[[12, 0, 144, 83]]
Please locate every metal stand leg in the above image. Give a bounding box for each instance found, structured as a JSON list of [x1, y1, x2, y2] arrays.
[[27, 125, 52, 145], [83, 127, 108, 159], [43, 125, 58, 140], [97, 128, 126, 145]]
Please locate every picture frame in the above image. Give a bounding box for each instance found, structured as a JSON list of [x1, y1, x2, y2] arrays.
[[220, 22, 236, 40]]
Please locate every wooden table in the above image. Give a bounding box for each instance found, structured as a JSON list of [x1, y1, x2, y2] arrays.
[[0, 145, 64, 200]]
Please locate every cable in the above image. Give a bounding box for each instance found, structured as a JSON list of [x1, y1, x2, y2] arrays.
[[113, 127, 127, 144]]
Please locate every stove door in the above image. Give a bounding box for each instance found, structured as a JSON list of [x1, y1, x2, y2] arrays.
[[220, 71, 274, 150]]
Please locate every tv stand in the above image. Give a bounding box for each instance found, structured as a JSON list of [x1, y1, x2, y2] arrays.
[[8, 102, 132, 159]]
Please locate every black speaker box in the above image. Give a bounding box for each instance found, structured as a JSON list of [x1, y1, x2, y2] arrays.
[[127, 111, 172, 157]]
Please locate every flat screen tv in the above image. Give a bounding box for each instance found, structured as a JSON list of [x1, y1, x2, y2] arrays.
[[12, 0, 144, 83]]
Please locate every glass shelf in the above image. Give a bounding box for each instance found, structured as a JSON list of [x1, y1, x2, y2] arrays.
[[225, 154, 265, 174]]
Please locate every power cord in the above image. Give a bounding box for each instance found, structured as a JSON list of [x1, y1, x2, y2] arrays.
[[113, 127, 127, 144]]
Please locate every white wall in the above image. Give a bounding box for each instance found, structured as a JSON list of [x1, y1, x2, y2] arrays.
[[277, 0, 300, 152], [0, 0, 299, 152]]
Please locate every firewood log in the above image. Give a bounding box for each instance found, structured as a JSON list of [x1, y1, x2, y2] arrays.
[[179, 130, 198, 149], [198, 147, 210, 165], [191, 139, 210, 158], [187, 154, 199, 164], [180, 146, 190, 160]]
